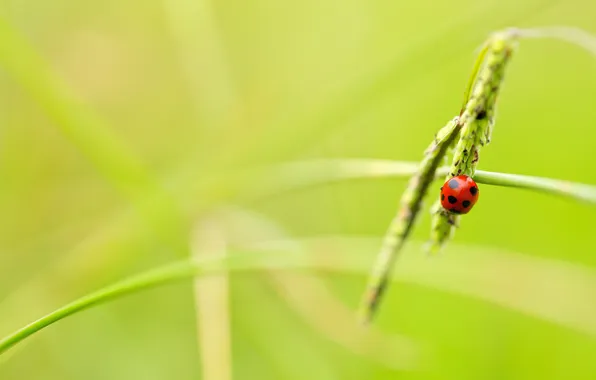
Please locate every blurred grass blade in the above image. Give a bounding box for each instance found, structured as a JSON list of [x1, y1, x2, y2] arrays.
[[518, 26, 596, 57], [3, 237, 596, 358], [244, 159, 421, 198], [267, 271, 419, 371], [0, 17, 185, 248], [0, 18, 147, 196], [191, 219, 232, 380], [252, 237, 596, 338], [196, 0, 560, 168], [206, 206, 419, 370], [164, 0, 237, 117]]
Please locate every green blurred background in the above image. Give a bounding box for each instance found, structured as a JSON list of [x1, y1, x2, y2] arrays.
[[0, 0, 595, 379]]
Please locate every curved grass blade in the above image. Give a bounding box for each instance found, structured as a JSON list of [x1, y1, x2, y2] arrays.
[[3, 237, 596, 358]]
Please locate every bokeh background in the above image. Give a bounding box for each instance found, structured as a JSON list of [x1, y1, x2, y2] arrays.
[[1, 0, 595, 379]]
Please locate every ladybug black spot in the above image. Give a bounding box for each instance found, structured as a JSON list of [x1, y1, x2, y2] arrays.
[[470, 186, 478, 196], [448, 195, 457, 204], [462, 200, 471, 208], [448, 179, 459, 189], [441, 194, 445, 201]]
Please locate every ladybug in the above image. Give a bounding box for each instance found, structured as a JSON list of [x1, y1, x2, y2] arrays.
[[440, 175, 479, 214]]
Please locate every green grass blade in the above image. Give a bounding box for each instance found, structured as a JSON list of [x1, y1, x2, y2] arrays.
[[0, 261, 197, 356], [472, 170, 596, 203], [3, 237, 596, 358], [251, 159, 596, 204], [0, 250, 307, 357]]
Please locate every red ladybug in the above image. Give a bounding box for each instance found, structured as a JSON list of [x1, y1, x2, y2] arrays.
[[440, 175, 479, 214]]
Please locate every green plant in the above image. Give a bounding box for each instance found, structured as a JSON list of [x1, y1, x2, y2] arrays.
[[1, 23, 596, 377], [359, 26, 596, 323]]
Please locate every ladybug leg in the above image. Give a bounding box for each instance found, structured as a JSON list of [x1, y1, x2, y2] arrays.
[[447, 213, 459, 227], [484, 117, 494, 144]]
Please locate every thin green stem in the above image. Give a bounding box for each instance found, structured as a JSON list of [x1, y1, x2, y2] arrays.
[[0, 261, 198, 356], [0, 250, 305, 356], [253, 159, 596, 204], [472, 170, 596, 203]]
